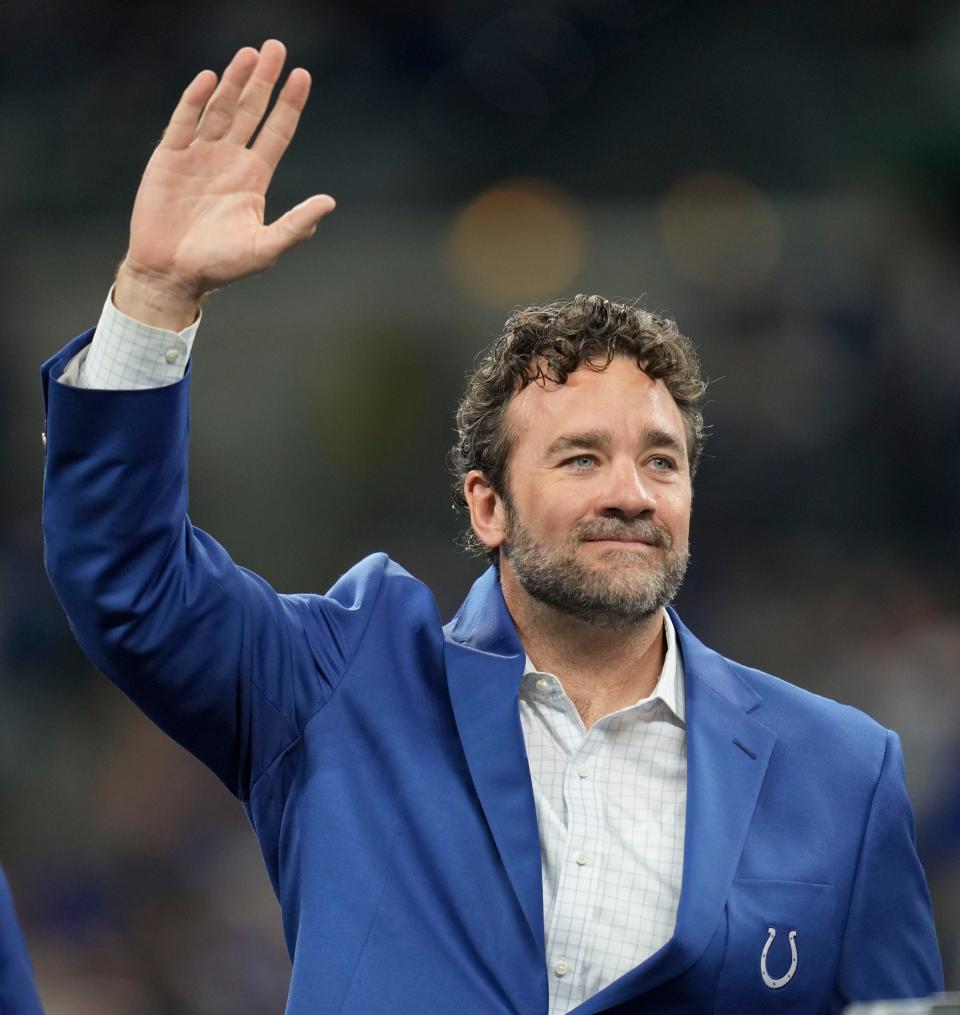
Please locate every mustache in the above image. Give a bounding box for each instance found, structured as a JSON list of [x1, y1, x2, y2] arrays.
[[576, 519, 672, 549]]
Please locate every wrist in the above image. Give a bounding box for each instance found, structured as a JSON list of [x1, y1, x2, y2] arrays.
[[114, 260, 203, 332]]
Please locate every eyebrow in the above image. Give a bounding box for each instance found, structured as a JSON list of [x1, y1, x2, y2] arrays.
[[545, 427, 687, 461]]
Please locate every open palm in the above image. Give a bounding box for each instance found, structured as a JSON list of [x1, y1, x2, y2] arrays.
[[122, 40, 334, 304]]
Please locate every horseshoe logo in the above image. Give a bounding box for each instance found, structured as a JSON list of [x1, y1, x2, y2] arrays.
[[760, 927, 798, 989]]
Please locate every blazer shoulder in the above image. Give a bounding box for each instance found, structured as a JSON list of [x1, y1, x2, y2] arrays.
[[318, 552, 438, 615], [291, 552, 443, 655], [728, 658, 892, 774]]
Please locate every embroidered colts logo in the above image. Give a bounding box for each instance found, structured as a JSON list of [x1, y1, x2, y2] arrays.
[[760, 927, 798, 989]]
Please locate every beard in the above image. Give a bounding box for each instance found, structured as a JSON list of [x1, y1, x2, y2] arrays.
[[503, 505, 689, 631]]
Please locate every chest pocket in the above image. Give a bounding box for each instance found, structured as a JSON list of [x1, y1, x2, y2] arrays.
[[714, 878, 838, 1015]]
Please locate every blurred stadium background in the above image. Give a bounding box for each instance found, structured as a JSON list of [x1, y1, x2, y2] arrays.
[[2, 1, 959, 1010]]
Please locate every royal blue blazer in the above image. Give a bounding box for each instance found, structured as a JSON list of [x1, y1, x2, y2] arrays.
[[41, 331, 943, 1014], [0, 868, 43, 1014]]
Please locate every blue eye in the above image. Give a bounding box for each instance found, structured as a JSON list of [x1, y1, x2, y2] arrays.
[[568, 455, 595, 470], [650, 456, 674, 471]]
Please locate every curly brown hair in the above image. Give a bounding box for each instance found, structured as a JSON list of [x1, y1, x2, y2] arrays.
[[449, 294, 707, 560]]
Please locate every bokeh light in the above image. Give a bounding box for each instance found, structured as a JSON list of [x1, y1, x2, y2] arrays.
[[658, 171, 782, 293], [447, 178, 586, 305]]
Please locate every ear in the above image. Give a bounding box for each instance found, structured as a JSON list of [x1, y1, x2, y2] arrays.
[[463, 470, 507, 552]]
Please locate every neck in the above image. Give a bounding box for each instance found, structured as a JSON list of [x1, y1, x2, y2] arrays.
[[499, 560, 667, 729]]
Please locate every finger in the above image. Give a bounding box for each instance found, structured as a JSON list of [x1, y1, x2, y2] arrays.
[[160, 70, 218, 150], [196, 46, 260, 141], [257, 194, 336, 265], [250, 68, 311, 175], [224, 38, 288, 147]]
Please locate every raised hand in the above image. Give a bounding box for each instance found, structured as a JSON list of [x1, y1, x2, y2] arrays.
[[115, 39, 335, 329]]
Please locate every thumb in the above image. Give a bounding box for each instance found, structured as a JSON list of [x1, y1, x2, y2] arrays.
[[258, 194, 336, 265]]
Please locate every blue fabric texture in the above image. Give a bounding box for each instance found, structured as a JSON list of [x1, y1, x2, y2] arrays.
[[0, 868, 43, 1014], [41, 331, 944, 1014]]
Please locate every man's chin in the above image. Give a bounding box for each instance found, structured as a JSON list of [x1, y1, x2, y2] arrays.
[[510, 558, 675, 628], [568, 565, 666, 603], [554, 593, 666, 630]]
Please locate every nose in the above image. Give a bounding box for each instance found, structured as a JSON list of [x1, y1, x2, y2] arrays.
[[597, 458, 656, 520]]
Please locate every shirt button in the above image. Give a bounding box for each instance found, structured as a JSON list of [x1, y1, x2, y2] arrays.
[[535, 677, 549, 691], [574, 851, 589, 866], [554, 960, 570, 977], [576, 764, 591, 779], [164, 349, 180, 364]]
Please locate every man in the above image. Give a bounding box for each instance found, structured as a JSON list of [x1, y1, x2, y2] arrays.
[[41, 40, 942, 1014]]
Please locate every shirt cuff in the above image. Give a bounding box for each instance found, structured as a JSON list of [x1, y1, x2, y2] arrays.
[[63, 287, 201, 390]]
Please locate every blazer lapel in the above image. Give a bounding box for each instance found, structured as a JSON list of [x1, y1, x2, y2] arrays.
[[443, 568, 545, 956], [443, 575, 779, 1009], [573, 609, 778, 1012]]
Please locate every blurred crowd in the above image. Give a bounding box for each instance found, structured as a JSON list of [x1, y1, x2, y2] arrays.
[[2, 1, 959, 1010]]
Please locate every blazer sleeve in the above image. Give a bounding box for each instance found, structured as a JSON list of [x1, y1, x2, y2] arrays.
[[41, 331, 382, 800], [0, 868, 42, 1015], [832, 729, 944, 1010]]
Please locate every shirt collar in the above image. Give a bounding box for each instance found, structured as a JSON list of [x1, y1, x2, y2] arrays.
[[521, 610, 686, 724]]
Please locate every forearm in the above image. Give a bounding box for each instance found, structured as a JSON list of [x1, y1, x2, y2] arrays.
[[44, 324, 252, 785], [42, 331, 350, 798], [113, 260, 203, 331]]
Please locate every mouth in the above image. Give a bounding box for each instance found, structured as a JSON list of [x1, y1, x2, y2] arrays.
[[577, 522, 671, 552], [583, 537, 658, 549]]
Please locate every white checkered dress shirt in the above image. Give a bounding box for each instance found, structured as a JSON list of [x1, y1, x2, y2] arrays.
[[60, 290, 200, 389], [521, 615, 685, 1014], [64, 294, 688, 1015]]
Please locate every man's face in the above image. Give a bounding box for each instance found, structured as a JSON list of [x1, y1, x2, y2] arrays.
[[498, 356, 692, 629]]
